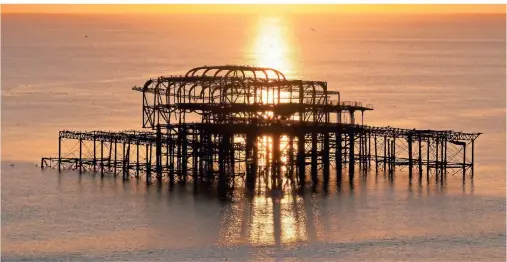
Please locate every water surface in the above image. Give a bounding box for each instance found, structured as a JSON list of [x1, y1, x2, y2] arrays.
[[1, 13, 506, 261]]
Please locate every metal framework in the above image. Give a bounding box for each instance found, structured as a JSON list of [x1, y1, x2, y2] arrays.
[[42, 65, 481, 192]]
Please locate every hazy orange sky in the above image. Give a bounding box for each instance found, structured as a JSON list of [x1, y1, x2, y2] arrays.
[[2, 4, 506, 14]]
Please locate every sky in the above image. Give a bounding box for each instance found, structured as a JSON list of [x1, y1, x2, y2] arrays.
[[2, 4, 506, 14]]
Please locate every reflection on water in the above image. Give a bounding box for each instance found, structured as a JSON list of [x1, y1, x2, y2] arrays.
[[212, 167, 475, 247], [3, 161, 502, 261]]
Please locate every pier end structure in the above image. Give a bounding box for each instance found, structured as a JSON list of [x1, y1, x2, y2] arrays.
[[42, 65, 481, 189]]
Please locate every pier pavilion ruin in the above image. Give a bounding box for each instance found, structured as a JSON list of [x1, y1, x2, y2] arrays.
[[42, 65, 481, 191]]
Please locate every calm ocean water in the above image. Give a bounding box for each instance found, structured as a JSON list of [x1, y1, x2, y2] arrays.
[[1, 13, 506, 261]]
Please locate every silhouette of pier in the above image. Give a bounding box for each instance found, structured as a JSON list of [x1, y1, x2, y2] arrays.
[[41, 65, 481, 192]]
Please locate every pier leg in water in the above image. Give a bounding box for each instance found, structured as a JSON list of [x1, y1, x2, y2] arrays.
[[408, 135, 413, 180], [383, 136, 387, 171], [79, 138, 82, 173], [311, 131, 318, 185], [297, 133, 306, 188], [246, 132, 256, 190], [462, 143, 467, 179], [288, 135, 294, 184], [471, 139, 475, 178], [374, 134, 378, 171], [418, 135, 422, 178], [136, 142, 139, 179], [427, 139, 430, 183], [218, 134, 227, 193], [58, 136, 62, 172], [443, 138, 447, 178], [93, 137, 96, 172], [272, 133, 281, 189], [349, 132, 355, 179], [146, 143, 151, 184], [323, 132, 330, 185], [101, 140, 104, 176], [368, 132, 371, 170], [192, 133, 198, 186], [156, 125, 162, 183], [391, 137, 396, 175], [336, 132, 343, 182], [113, 139, 117, 176], [182, 127, 188, 183], [435, 138, 439, 182]]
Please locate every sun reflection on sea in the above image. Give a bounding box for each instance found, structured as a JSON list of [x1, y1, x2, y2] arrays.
[[217, 194, 312, 247]]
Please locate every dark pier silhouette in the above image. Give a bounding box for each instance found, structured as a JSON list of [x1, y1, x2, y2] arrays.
[[41, 65, 481, 193]]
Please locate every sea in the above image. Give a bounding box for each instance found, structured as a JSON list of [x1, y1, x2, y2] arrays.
[[1, 12, 506, 261]]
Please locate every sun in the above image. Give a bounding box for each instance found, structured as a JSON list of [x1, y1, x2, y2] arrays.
[[253, 16, 294, 78]]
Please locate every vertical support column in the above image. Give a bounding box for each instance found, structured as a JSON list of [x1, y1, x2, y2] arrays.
[[218, 134, 227, 192], [192, 133, 198, 185], [169, 135, 175, 183], [297, 133, 305, 187], [463, 143, 467, 179], [471, 139, 475, 178], [155, 124, 162, 183], [418, 135, 422, 177], [288, 135, 294, 181], [136, 142, 139, 178], [408, 135, 413, 179], [253, 135, 258, 184], [374, 135, 378, 170], [443, 138, 447, 176], [205, 133, 213, 182], [358, 134, 362, 170], [426, 139, 430, 180], [323, 132, 330, 184], [435, 138, 439, 181], [198, 131, 204, 182], [230, 135, 235, 177], [440, 138, 444, 176], [146, 143, 152, 184], [177, 128, 182, 181], [122, 142, 126, 180], [123, 142, 130, 180], [387, 141, 391, 172], [100, 140, 104, 176], [58, 136, 62, 172], [79, 138, 83, 173], [311, 131, 318, 184], [93, 137, 97, 172], [113, 139, 117, 176], [392, 137, 396, 171], [182, 127, 188, 183], [272, 133, 281, 189], [336, 131, 343, 183], [348, 132, 355, 177], [108, 138, 113, 169], [383, 136, 387, 170], [246, 132, 254, 187], [368, 133, 371, 169]]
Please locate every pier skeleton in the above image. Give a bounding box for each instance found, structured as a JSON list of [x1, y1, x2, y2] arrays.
[[42, 65, 481, 190]]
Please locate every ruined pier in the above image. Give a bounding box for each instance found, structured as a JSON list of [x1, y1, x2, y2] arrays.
[[42, 65, 481, 191]]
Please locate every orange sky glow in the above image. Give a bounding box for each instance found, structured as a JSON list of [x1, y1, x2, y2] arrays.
[[2, 4, 506, 14]]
